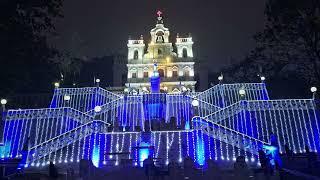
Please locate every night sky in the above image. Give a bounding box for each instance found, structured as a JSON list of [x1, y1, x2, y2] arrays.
[[51, 0, 266, 72]]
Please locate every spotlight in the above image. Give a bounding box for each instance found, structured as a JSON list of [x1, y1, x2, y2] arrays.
[[260, 76, 266, 81], [142, 87, 148, 92], [166, 57, 170, 62], [115, 161, 119, 166], [0, 99, 7, 105], [311, 87, 317, 93], [179, 158, 182, 163], [182, 86, 187, 92], [251, 157, 255, 162], [103, 161, 106, 165], [94, 106, 102, 113], [95, 78, 101, 83]]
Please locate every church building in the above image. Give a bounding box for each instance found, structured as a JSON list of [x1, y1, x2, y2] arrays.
[[125, 11, 196, 93]]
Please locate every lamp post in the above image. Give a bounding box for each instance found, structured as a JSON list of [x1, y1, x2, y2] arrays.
[[218, 74, 223, 84], [63, 95, 71, 107], [54, 82, 60, 89], [1, 99, 7, 112], [95, 78, 100, 87], [239, 89, 246, 100], [311, 87, 317, 99], [1, 99, 7, 143]]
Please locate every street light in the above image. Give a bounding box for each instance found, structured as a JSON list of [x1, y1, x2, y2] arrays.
[[239, 89, 246, 97], [218, 75, 223, 84], [1, 99, 7, 105], [1, 98, 7, 111], [192, 99, 199, 107], [54, 82, 60, 88], [63, 95, 71, 101], [260, 76, 266, 82], [63, 95, 71, 107], [95, 78, 100, 87], [94, 106, 102, 113], [311, 87, 317, 99]]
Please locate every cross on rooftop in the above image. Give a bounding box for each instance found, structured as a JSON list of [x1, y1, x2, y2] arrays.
[[157, 10, 162, 17]]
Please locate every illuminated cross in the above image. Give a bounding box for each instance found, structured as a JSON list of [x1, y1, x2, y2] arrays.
[[157, 10, 162, 17]]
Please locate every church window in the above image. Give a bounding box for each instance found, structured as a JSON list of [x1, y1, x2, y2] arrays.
[[172, 70, 178, 77], [132, 72, 137, 78], [158, 69, 165, 77], [182, 48, 188, 58], [133, 50, 139, 60], [156, 31, 164, 43], [143, 71, 149, 78]]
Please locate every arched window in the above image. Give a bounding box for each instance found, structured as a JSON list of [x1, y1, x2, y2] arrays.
[[158, 49, 162, 56], [143, 71, 149, 78], [158, 69, 165, 77], [172, 67, 178, 77], [133, 50, 139, 60], [182, 48, 188, 58], [184, 67, 190, 77], [156, 31, 164, 43]]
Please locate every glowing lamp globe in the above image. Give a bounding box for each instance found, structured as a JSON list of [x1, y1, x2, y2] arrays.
[[63, 95, 71, 101], [311, 87, 317, 93], [94, 106, 102, 113], [260, 76, 266, 81], [54, 82, 60, 88], [1, 99, 7, 105], [218, 76, 223, 81], [95, 78, 100, 83], [239, 89, 246, 96], [191, 99, 199, 107]]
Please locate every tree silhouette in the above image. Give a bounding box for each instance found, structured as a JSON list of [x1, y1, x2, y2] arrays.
[[0, 0, 64, 96], [222, 0, 320, 97]]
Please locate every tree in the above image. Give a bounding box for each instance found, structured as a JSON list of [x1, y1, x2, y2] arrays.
[[222, 0, 320, 97], [0, 0, 63, 96]]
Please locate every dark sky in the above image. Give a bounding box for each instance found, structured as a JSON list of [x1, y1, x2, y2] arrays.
[[51, 0, 266, 72]]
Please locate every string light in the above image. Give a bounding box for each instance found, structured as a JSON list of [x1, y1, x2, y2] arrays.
[[2, 84, 320, 168]]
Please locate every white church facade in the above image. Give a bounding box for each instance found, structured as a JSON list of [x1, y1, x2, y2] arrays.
[[125, 11, 196, 93]]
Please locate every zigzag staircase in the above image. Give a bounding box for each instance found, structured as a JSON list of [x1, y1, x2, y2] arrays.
[[192, 116, 269, 155], [28, 120, 110, 163]]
